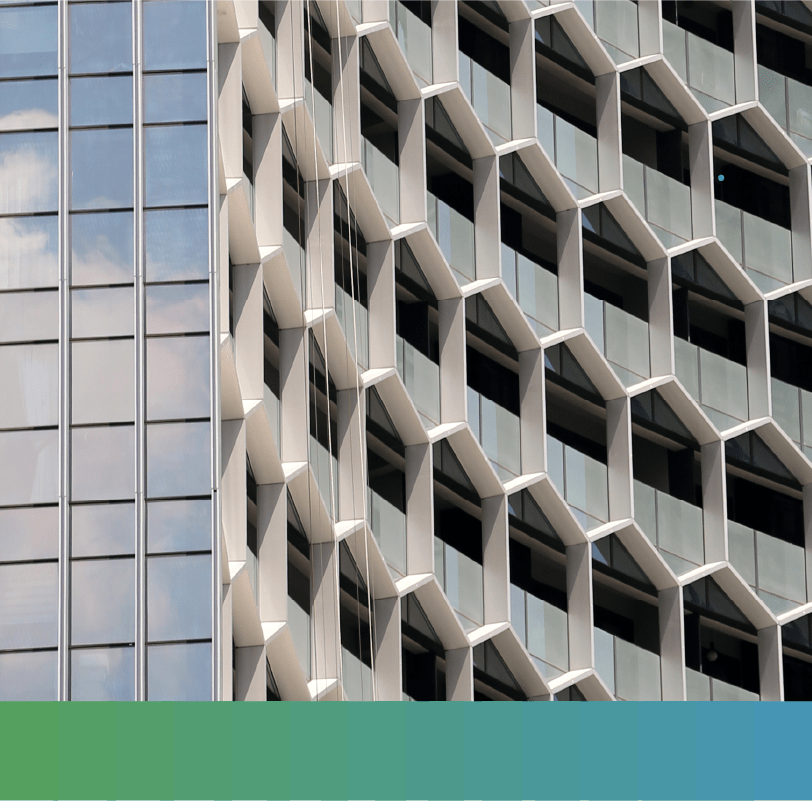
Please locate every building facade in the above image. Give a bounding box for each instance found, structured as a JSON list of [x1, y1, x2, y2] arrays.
[[3, 0, 812, 702]]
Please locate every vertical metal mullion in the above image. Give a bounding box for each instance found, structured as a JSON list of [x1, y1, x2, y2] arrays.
[[134, 0, 146, 702], [207, 0, 223, 702], [57, 0, 71, 703]]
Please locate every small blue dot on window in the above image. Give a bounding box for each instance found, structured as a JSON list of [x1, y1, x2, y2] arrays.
[[718, 174, 725, 182]]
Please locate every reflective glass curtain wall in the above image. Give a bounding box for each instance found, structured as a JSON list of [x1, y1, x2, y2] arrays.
[[0, 0, 217, 701]]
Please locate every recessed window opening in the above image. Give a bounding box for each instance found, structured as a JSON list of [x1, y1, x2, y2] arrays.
[[672, 290, 746, 364], [339, 543, 374, 701], [433, 440, 484, 631], [333, 182, 369, 368], [662, 1, 734, 51], [535, 14, 595, 84], [473, 639, 526, 701], [287, 494, 311, 680], [683, 577, 759, 699], [509, 534, 568, 679], [582, 204, 645, 269], [466, 294, 521, 479], [401, 594, 447, 701], [366, 388, 407, 577], [308, 334, 338, 509], [782, 615, 812, 701]]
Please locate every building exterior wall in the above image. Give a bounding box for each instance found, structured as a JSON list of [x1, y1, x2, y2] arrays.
[[3, 0, 812, 701]]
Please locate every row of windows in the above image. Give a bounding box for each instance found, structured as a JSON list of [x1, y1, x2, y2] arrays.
[[0, 499, 211, 563], [0, 208, 209, 290], [0, 421, 211, 506], [0, 126, 207, 215], [0, 72, 206, 133], [0, 1, 207, 80], [0, 641, 212, 702]]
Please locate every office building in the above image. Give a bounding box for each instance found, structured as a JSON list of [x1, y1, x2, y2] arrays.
[[2, 0, 812, 702]]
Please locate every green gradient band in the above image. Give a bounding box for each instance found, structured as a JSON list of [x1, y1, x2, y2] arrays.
[[0, 702, 807, 799]]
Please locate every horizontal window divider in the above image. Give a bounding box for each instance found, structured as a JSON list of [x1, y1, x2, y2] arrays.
[[67, 70, 134, 80], [0, 646, 58, 656], [69, 123, 134, 132], [0, 502, 59, 511], [0, 557, 59, 567], [0, 74, 58, 83], [70, 282, 135, 290], [148, 494, 212, 503], [146, 417, 211, 426], [0, 424, 59, 434], [144, 203, 208, 212], [70, 499, 135, 507], [0, 210, 58, 220], [70, 421, 135, 430], [144, 331, 210, 340], [69, 207, 135, 215], [69, 642, 136, 651], [70, 335, 135, 343], [144, 278, 209, 288], [70, 554, 135, 563], [0, 285, 58, 295], [146, 549, 214, 559], [142, 68, 208, 77], [146, 638, 212, 647], [143, 120, 207, 129], [0, 126, 58, 134]]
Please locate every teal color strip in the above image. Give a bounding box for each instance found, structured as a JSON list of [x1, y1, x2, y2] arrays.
[[0, 701, 810, 799]]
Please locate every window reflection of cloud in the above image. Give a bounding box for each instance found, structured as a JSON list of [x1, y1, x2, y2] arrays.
[[0, 651, 56, 701], [146, 421, 210, 497], [0, 134, 58, 214], [0, 562, 58, 649], [146, 284, 209, 334], [147, 642, 211, 701], [0, 108, 58, 132], [71, 426, 134, 502], [0, 429, 58, 506], [71, 647, 134, 701], [71, 212, 133, 286], [0, 216, 58, 289], [0, 343, 58, 428], [147, 337, 210, 421], [147, 554, 211, 642], [71, 559, 134, 646]]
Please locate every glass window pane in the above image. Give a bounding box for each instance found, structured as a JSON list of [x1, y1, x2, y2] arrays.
[[146, 336, 210, 421], [148, 499, 211, 554], [145, 124, 208, 207], [143, 0, 207, 72], [0, 342, 58, 428], [72, 502, 134, 558], [0, 6, 58, 78], [147, 421, 210, 497], [70, 1, 132, 75], [146, 283, 209, 334], [71, 128, 133, 210], [147, 553, 212, 642], [71, 211, 133, 286], [71, 646, 134, 701], [0, 79, 58, 131], [144, 72, 207, 123], [0, 428, 58, 506], [71, 558, 135, 646], [0, 215, 59, 290], [0, 561, 58, 649], [72, 340, 134, 424], [145, 208, 208, 282], [0, 290, 58, 343], [0, 131, 58, 213], [72, 286, 134, 338], [147, 641, 211, 701], [0, 650, 56, 700], [71, 425, 134, 502], [0, 506, 58, 563], [70, 75, 132, 126]]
